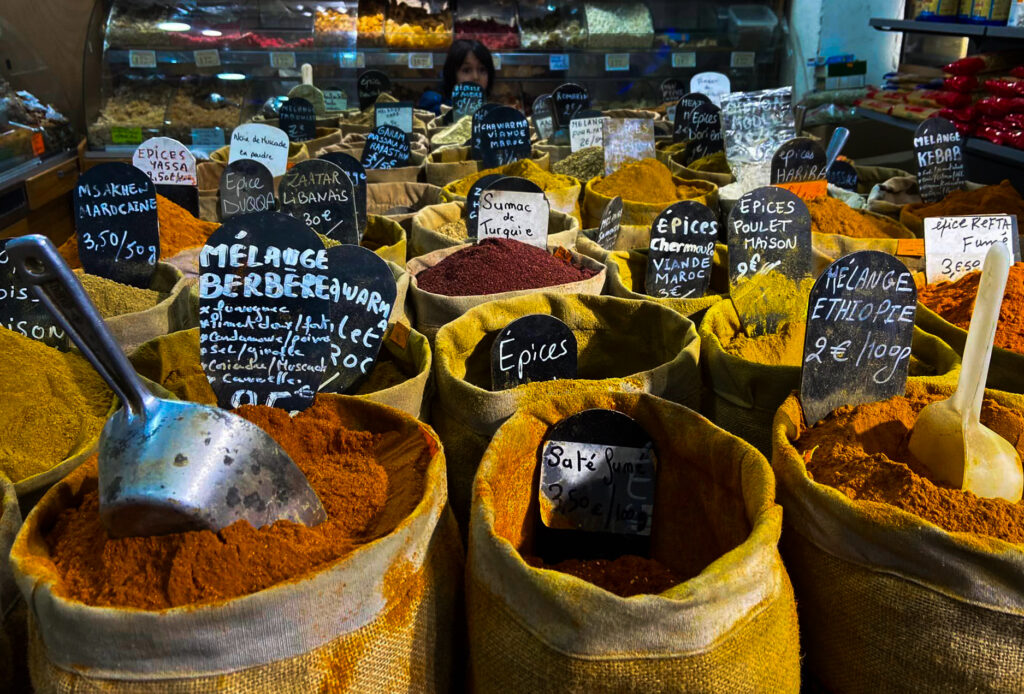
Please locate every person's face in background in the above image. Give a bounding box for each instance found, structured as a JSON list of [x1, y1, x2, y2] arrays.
[[457, 51, 489, 91]]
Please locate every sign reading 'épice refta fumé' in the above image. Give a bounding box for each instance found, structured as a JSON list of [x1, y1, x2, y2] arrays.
[[219, 159, 275, 220], [0, 239, 68, 350], [278, 159, 358, 244], [490, 313, 577, 390], [198, 212, 332, 412], [645, 201, 718, 299]]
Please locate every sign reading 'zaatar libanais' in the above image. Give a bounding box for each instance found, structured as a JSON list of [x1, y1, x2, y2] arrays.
[[229, 123, 290, 177], [477, 177, 550, 248], [219, 159, 275, 221], [318, 151, 368, 235], [645, 201, 718, 299], [198, 212, 332, 413], [924, 214, 1021, 283], [490, 314, 577, 390], [914, 117, 966, 204], [602, 118, 656, 176], [278, 159, 358, 244], [800, 251, 917, 425], [0, 239, 68, 350], [360, 124, 411, 170]]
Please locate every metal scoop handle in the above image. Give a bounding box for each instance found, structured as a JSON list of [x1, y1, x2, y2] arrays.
[[825, 127, 850, 171], [6, 234, 156, 421]]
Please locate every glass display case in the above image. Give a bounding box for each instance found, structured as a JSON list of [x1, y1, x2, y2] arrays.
[[386, 0, 452, 49], [518, 1, 587, 49], [455, 0, 519, 50]]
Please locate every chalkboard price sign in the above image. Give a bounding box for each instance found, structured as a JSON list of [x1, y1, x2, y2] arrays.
[[478, 106, 532, 169], [469, 103, 502, 157], [491, 313, 577, 390], [319, 151, 368, 235], [360, 124, 411, 170], [279, 159, 358, 243], [552, 83, 590, 129], [465, 173, 504, 239], [603, 118, 656, 175], [0, 239, 67, 350], [358, 70, 391, 110], [532, 94, 554, 140], [219, 159, 275, 221], [74, 162, 160, 289], [538, 409, 657, 536], [673, 92, 712, 143], [320, 244, 396, 394], [453, 82, 485, 120], [684, 102, 724, 164], [477, 176, 550, 248], [690, 72, 731, 106], [914, 117, 966, 204], [800, 251, 917, 425], [645, 200, 717, 299], [279, 97, 317, 142], [593, 195, 623, 250], [198, 212, 331, 412], [661, 78, 686, 104], [827, 160, 859, 192], [132, 136, 200, 217], [771, 137, 828, 199]]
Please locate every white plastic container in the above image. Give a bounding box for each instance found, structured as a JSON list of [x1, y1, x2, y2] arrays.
[[727, 4, 779, 50]]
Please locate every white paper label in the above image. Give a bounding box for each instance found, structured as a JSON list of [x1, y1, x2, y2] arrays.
[[549, 54, 570, 71], [924, 214, 1021, 283], [731, 51, 756, 69], [408, 53, 434, 70], [477, 189, 550, 248], [375, 104, 414, 134], [194, 49, 221, 68], [672, 52, 697, 68], [603, 118, 656, 176], [570, 117, 604, 152], [132, 136, 197, 186], [229, 123, 290, 177], [324, 89, 348, 112], [129, 50, 157, 69], [270, 52, 296, 69], [605, 53, 630, 71], [690, 72, 731, 106]]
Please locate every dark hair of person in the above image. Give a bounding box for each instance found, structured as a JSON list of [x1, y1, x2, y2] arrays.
[[442, 39, 495, 98]]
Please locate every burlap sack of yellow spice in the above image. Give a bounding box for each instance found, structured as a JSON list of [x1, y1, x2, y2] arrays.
[[468, 390, 800, 693], [0, 472, 26, 692], [811, 230, 925, 277], [13, 397, 462, 693], [699, 300, 962, 457], [409, 201, 581, 258], [431, 293, 700, 525], [772, 382, 1024, 693], [582, 175, 718, 229], [406, 245, 606, 342], [668, 151, 735, 188], [367, 181, 444, 233], [441, 170, 582, 225], [423, 147, 551, 187]]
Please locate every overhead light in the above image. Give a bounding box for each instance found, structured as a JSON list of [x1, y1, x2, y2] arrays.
[[216, 72, 246, 80], [157, 21, 191, 32], [201, 29, 223, 37]]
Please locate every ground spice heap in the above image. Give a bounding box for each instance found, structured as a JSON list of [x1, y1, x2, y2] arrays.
[[436, 218, 468, 240], [527, 555, 684, 597], [918, 263, 1024, 354], [59, 194, 220, 268], [552, 146, 604, 182], [689, 150, 731, 174], [592, 158, 707, 205], [44, 395, 428, 609], [807, 196, 909, 239], [908, 180, 1024, 219], [75, 271, 168, 318], [796, 392, 1024, 543], [0, 327, 113, 483], [449, 158, 572, 197], [430, 115, 472, 146], [416, 238, 596, 296], [724, 321, 806, 364]]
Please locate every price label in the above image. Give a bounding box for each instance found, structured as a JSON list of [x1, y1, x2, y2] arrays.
[[491, 314, 577, 390], [465, 173, 504, 239], [552, 83, 590, 130], [605, 53, 630, 71], [319, 152, 368, 235], [690, 72, 731, 106], [731, 51, 756, 69], [914, 117, 965, 204], [408, 53, 434, 70], [111, 126, 144, 145], [549, 54, 570, 71], [645, 200, 718, 299], [673, 92, 712, 143], [827, 160, 859, 192], [477, 177, 550, 248], [229, 123, 290, 177], [129, 50, 157, 69], [477, 106, 532, 169], [0, 240, 68, 350], [133, 136, 200, 215], [219, 159, 275, 221], [683, 102, 724, 163], [661, 78, 686, 104], [279, 159, 358, 244], [360, 124, 411, 170], [358, 70, 391, 110], [603, 118, 656, 176], [31, 133, 45, 156], [194, 49, 221, 67], [672, 52, 697, 68], [324, 89, 348, 112], [338, 52, 362, 68], [452, 82, 485, 121], [592, 196, 623, 251], [270, 52, 297, 69], [280, 97, 317, 142], [493, 54, 502, 70], [771, 137, 828, 200], [924, 214, 1021, 283], [569, 115, 604, 152], [191, 127, 226, 146], [375, 101, 414, 134], [532, 94, 554, 140]]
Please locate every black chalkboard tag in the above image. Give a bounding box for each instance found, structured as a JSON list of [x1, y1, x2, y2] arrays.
[[727, 186, 813, 337], [478, 106, 532, 169], [374, 100, 414, 134], [683, 102, 724, 164], [490, 314, 577, 390], [552, 83, 590, 129], [477, 176, 550, 247], [358, 70, 391, 110], [0, 239, 68, 350], [465, 173, 504, 239], [279, 97, 317, 142], [800, 251, 917, 425], [198, 211, 331, 412], [827, 160, 859, 192], [535, 409, 657, 562], [771, 137, 828, 199], [319, 244, 397, 394], [469, 102, 503, 159], [661, 78, 685, 104], [593, 195, 623, 250], [453, 82, 485, 121], [532, 94, 554, 140], [319, 151, 368, 235], [74, 162, 160, 289], [279, 159, 358, 243], [914, 117, 966, 204], [673, 92, 712, 143], [219, 159, 276, 221], [645, 200, 718, 299], [132, 137, 200, 217], [360, 125, 411, 170]]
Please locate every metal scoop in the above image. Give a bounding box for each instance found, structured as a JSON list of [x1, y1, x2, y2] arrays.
[[7, 235, 327, 537], [909, 244, 1023, 502], [825, 126, 850, 171]]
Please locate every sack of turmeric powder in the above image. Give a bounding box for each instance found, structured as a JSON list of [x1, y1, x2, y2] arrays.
[[772, 382, 1024, 693], [699, 299, 961, 456], [367, 181, 444, 233], [409, 201, 580, 258], [0, 472, 26, 692], [467, 390, 800, 693], [599, 245, 729, 318], [431, 292, 700, 525], [406, 244, 606, 342], [360, 214, 407, 265], [812, 232, 924, 276], [319, 144, 427, 184], [582, 173, 718, 229], [13, 396, 462, 693], [441, 163, 582, 224]]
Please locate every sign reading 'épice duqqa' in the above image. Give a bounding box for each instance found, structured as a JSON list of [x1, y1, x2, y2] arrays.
[[465, 173, 504, 239], [478, 106, 532, 169], [727, 186, 812, 336], [74, 162, 160, 289], [538, 409, 657, 536], [924, 213, 1021, 283], [319, 152, 368, 234], [645, 201, 718, 299], [914, 117, 966, 204], [490, 314, 577, 390], [279, 97, 317, 142], [800, 251, 917, 425], [278, 159, 358, 244], [357, 70, 391, 110], [603, 118, 656, 176], [452, 82, 485, 121], [477, 176, 550, 248], [198, 212, 331, 412], [229, 123, 290, 177], [132, 136, 199, 215], [684, 102, 724, 164], [320, 244, 396, 394], [673, 92, 712, 143], [361, 125, 411, 170], [0, 239, 67, 350], [219, 159, 275, 221]]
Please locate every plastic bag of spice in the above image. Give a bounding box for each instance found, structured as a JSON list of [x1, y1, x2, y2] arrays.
[[406, 241, 606, 342], [431, 292, 700, 525], [0, 472, 26, 692], [367, 181, 444, 234], [12, 396, 462, 693], [772, 382, 1024, 692], [699, 300, 961, 456], [467, 390, 800, 693], [599, 245, 729, 318], [409, 201, 580, 258], [582, 160, 719, 228]]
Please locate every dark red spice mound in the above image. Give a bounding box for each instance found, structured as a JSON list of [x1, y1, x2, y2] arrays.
[[415, 238, 598, 297], [526, 554, 684, 597]]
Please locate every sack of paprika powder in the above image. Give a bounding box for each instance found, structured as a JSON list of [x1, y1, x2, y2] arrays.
[[467, 390, 800, 693], [431, 292, 700, 525]]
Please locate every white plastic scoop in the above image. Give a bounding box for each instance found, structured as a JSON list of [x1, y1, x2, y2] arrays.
[[909, 243, 1023, 502]]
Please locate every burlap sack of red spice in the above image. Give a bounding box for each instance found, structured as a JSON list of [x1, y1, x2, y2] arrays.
[[467, 390, 800, 692], [12, 397, 462, 693], [772, 383, 1024, 692], [0, 472, 26, 692], [431, 293, 700, 526]]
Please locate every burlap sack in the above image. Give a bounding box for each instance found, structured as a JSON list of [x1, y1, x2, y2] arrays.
[[367, 181, 444, 233], [0, 472, 26, 692], [406, 244, 606, 342], [575, 225, 658, 255], [772, 382, 1024, 693], [900, 180, 1001, 236], [582, 176, 718, 229], [699, 299, 962, 456], [852, 164, 911, 196], [532, 139, 571, 166], [318, 144, 426, 183], [409, 201, 580, 258], [868, 176, 985, 224], [468, 390, 800, 693], [812, 231, 924, 276], [600, 245, 729, 318], [424, 147, 552, 188], [431, 292, 700, 524], [441, 170, 583, 224], [13, 397, 462, 693], [333, 131, 430, 159], [361, 214, 407, 265], [668, 150, 735, 188], [655, 140, 689, 167]]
